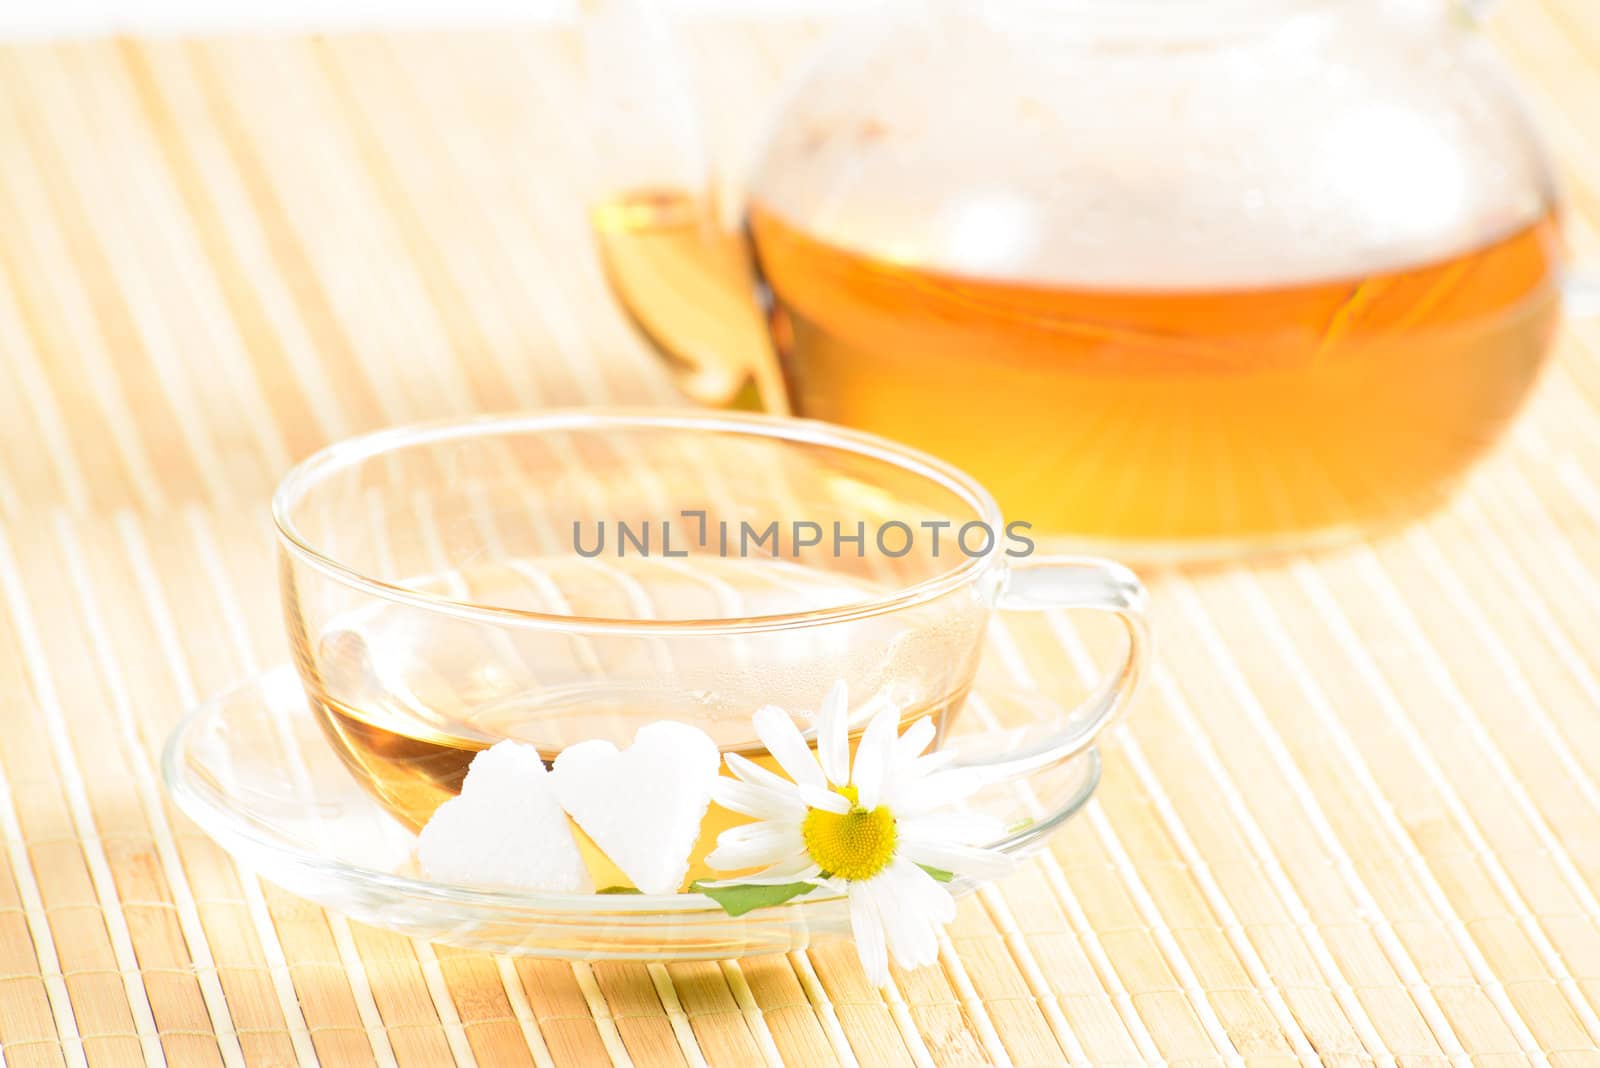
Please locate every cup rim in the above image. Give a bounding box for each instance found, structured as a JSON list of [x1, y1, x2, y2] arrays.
[[271, 409, 1006, 635]]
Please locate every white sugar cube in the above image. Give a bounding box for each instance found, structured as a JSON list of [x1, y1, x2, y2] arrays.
[[552, 721, 721, 895], [417, 740, 592, 893]]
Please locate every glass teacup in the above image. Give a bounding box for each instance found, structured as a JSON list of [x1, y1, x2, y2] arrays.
[[273, 411, 1148, 888]]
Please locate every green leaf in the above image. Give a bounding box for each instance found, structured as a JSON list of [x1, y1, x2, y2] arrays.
[[597, 886, 643, 895], [917, 865, 954, 883], [690, 880, 817, 917]]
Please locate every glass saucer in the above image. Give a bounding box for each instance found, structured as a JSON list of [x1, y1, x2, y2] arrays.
[[162, 666, 1100, 960]]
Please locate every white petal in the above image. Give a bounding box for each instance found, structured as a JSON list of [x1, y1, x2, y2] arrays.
[[712, 778, 805, 820], [740, 860, 823, 886], [703, 841, 800, 872], [710, 821, 799, 851], [890, 769, 988, 815], [850, 702, 901, 810], [798, 784, 851, 814], [725, 752, 800, 792], [882, 722, 942, 807], [896, 859, 958, 925], [898, 840, 1016, 881], [892, 717, 936, 769], [907, 748, 959, 775], [877, 865, 942, 969], [705, 826, 805, 871], [704, 818, 796, 850], [899, 811, 1007, 846], [753, 705, 825, 789], [816, 681, 851, 786], [848, 882, 889, 988], [695, 857, 822, 888], [905, 750, 959, 778], [715, 821, 795, 847], [881, 761, 959, 812]]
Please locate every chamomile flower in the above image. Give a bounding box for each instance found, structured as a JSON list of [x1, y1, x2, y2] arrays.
[[701, 682, 1014, 987]]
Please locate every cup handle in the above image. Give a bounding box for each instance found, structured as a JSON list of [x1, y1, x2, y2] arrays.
[[954, 556, 1151, 779]]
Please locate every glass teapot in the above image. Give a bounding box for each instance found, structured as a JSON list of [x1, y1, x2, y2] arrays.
[[585, 0, 1565, 559]]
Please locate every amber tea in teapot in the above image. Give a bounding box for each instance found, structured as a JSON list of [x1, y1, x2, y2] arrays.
[[745, 204, 1561, 546]]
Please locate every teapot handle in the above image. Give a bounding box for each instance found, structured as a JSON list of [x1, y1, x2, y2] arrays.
[[581, 0, 791, 413], [1453, 0, 1600, 318]]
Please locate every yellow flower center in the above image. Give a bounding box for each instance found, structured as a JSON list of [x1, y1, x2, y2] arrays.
[[801, 785, 897, 881]]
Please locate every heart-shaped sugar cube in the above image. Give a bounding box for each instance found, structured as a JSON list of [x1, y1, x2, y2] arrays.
[[551, 721, 721, 894], [417, 741, 592, 893]]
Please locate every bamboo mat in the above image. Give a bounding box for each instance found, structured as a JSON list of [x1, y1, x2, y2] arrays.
[[2, 5, 1600, 1065]]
